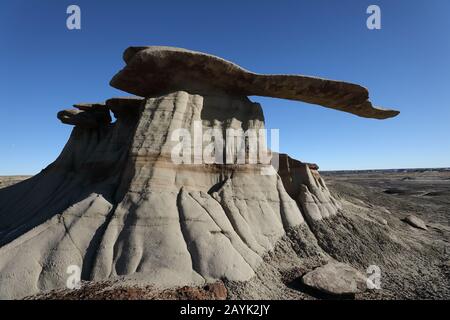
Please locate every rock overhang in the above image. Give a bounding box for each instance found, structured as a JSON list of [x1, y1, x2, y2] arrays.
[[109, 46, 399, 120]]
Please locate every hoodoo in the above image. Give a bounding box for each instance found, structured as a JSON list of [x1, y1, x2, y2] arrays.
[[0, 46, 401, 299]]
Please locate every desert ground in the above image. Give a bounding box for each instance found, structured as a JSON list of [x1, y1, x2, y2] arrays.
[[323, 169, 450, 229], [1, 168, 448, 300], [224, 168, 450, 300], [0, 176, 31, 190]]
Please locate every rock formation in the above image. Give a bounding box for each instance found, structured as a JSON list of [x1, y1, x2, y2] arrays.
[[111, 46, 399, 120], [403, 215, 428, 230], [0, 46, 399, 299], [301, 262, 367, 296]]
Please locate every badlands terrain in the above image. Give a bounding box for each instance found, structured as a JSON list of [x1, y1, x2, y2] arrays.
[[1, 168, 448, 300], [0, 46, 447, 300]]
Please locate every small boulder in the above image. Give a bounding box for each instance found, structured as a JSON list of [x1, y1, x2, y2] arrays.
[[403, 215, 428, 230], [301, 262, 367, 296]]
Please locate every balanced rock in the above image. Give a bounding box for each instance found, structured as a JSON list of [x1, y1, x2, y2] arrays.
[[301, 262, 367, 296], [0, 46, 397, 299]]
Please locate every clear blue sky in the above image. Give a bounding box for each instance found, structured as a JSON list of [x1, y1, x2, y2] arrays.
[[1, 0, 449, 174]]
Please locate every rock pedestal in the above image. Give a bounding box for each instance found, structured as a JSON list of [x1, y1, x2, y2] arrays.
[[0, 46, 398, 299]]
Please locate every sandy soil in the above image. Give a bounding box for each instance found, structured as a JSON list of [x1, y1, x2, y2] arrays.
[[0, 176, 31, 189]]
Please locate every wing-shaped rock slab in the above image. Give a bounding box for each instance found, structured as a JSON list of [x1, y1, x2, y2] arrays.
[[110, 46, 399, 119]]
